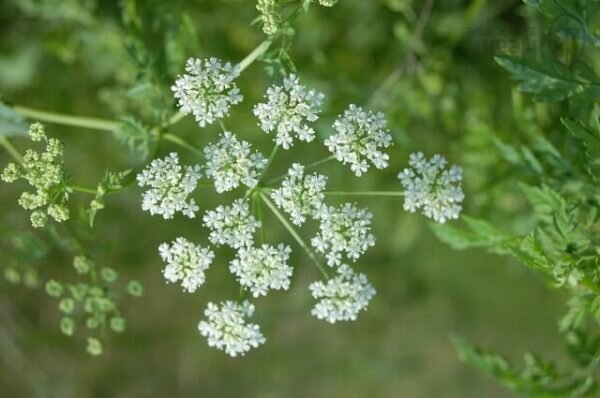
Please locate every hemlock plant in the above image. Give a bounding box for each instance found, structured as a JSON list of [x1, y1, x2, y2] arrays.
[[2, 0, 599, 396]]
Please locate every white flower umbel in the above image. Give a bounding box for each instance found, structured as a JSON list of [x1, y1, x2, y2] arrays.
[[254, 74, 324, 149], [137, 152, 201, 219], [325, 104, 393, 176], [398, 152, 464, 223], [198, 300, 266, 357], [203, 199, 260, 249], [309, 264, 376, 323], [171, 57, 243, 127], [158, 237, 214, 293], [230, 244, 292, 297], [204, 132, 267, 193], [270, 163, 327, 225], [312, 203, 375, 267]]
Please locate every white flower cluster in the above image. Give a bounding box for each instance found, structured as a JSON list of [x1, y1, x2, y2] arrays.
[[158, 237, 214, 293], [1, 123, 70, 228], [325, 104, 393, 176], [230, 244, 292, 297], [312, 203, 376, 267], [398, 152, 464, 223], [203, 199, 260, 249], [254, 74, 324, 149], [137, 153, 201, 219], [309, 264, 375, 323], [198, 300, 266, 357], [171, 57, 242, 127], [204, 132, 267, 193], [271, 163, 327, 225]]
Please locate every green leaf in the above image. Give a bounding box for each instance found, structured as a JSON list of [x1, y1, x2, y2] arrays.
[[562, 117, 600, 178], [430, 216, 511, 251], [0, 102, 28, 137], [518, 183, 565, 220], [113, 117, 155, 161]]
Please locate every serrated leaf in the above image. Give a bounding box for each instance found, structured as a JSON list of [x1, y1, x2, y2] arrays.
[[519, 183, 565, 220], [562, 117, 600, 179], [431, 216, 511, 251], [113, 117, 154, 161]]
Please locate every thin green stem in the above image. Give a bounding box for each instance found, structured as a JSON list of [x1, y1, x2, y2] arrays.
[[162, 133, 203, 156], [259, 145, 279, 184], [68, 185, 97, 195], [13, 105, 119, 132], [218, 121, 227, 133], [0, 137, 23, 163], [324, 191, 404, 197], [238, 40, 272, 72], [257, 193, 266, 244], [260, 193, 329, 279]]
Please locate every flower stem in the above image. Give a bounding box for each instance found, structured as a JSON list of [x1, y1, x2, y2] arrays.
[[260, 192, 329, 279], [0, 137, 23, 163], [267, 155, 334, 185], [324, 191, 404, 197], [162, 133, 203, 156], [259, 145, 279, 184], [13, 105, 119, 132], [238, 40, 272, 72], [68, 185, 98, 195]]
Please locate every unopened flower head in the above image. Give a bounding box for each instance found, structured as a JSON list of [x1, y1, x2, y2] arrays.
[[203, 199, 260, 249], [312, 203, 376, 267], [171, 57, 243, 127], [256, 0, 280, 35], [1, 123, 69, 228], [254, 74, 324, 149], [204, 131, 267, 193], [309, 264, 376, 323], [398, 152, 464, 223], [198, 300, 266, 357], [271, 163, 327, 225], [137, 152, 201, 219], [158, 237, 214, 293], [318, 0, 338, 6], [325, 104, 392, 176], [230, 244, 292, 297]]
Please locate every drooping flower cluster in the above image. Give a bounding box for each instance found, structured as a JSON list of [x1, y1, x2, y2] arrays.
[[398, 152, 464, 223], [312, 203, 376, 267], [137, 153, 201, 219], [203, 199, 261, 249], [325, 104, 393, 176], [309, 264, 376, 323], [254, 74, 324, 149], [158, 237, 214, 293], [1, 122, 69, 228], [270, 163, 327, 225], [198, 301, 266, 357], [204, 132, 267, 193], [230, 244, 293, 297], [171, 57, 243, 127]]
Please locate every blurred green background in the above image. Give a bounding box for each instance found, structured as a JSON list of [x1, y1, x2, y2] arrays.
[[0, 0, 568, 397]]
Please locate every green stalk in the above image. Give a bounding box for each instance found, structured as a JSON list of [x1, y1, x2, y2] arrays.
[[0, 137, 23, 163], [68, 185, 98, 195], [162, 133, 203, 156], [13, 105, 119, 132], [260, 192, 329, 279]]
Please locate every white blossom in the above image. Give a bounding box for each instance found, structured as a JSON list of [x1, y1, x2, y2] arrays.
[[204, 131, 267, 193], [312, 203, 375, 267], [398, 152, 464, 223], [230, 244, 292, 297], [270, 163, 327, 225], [198, 300, 266, 357], [309, 264, 375, 323], [325, 104, 392, 176], [203, 199, 260, 249], [137, 152, 201, 219], [171, 57, 243, 127], [158, 237, 214, 293], [254, 74, 324, 149]]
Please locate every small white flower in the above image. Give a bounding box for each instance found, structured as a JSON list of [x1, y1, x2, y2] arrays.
[[325, 104, 392, 176], [204, 132, 267, 193], [312, 203, 375, 267], [137, 153, 201, 219], [203, 199, 260, 249], [198, 300, 266, 357], [254, 74, 324, 149], [309, 264, 375, 323], [398, 152, 464, 223], [171, 57, 243, 127], [230, 244, 293, 297], [270, 163, 327, 225], [158, 237, 214, 293]]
